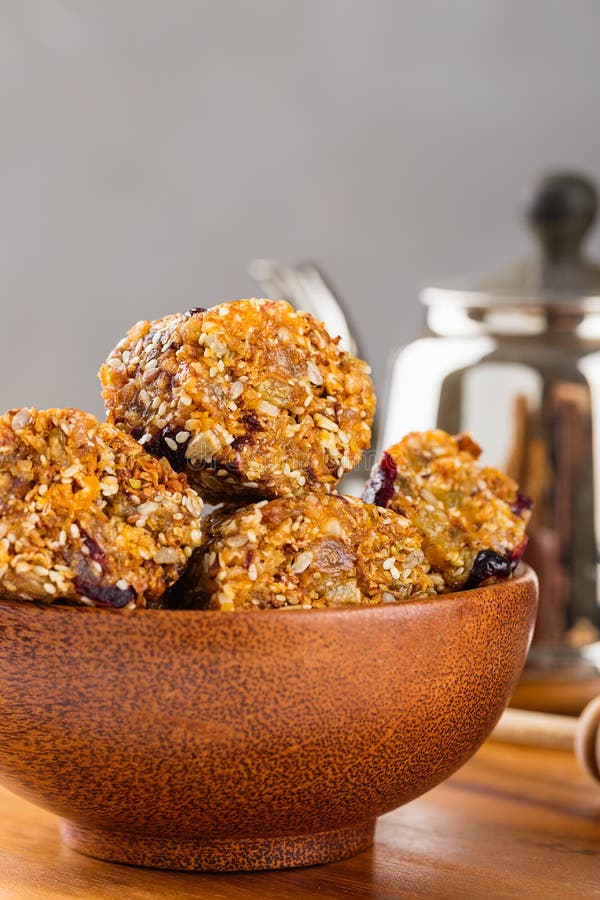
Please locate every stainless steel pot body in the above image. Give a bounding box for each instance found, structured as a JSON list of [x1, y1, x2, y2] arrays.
[[383, 291, 600, 710]]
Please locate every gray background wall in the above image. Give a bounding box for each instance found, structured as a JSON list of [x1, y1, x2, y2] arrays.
[[1, 0, 599, 416]]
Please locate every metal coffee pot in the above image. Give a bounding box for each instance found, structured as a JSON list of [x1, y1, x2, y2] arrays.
[[383, 172, 600, 714]]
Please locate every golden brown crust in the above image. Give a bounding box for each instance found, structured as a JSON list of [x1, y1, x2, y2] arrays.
[[99, 300, 375, 503], [363, 430, 531, 592], [0, 408, 203, 607], [173, 493, 435, 611]]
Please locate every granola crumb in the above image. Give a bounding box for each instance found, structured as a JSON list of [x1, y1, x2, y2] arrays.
[[99, 299, 375, 503], [169, 493, 435, 611], [363, 429, 531, 591], [0, 408, 203, 608]]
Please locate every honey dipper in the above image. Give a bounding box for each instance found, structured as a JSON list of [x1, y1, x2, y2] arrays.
[[491, 695, 600, 783]]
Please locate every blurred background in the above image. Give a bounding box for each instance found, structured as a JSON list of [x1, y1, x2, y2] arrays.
[[0, 0, 599, 415]]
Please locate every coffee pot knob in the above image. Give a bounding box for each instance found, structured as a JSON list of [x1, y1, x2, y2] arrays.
[[527, 172, 597, 260]]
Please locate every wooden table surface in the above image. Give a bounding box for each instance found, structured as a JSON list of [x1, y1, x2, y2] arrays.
[[1, 740, 599, 899]]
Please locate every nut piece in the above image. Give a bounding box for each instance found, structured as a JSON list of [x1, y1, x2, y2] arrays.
[[169, 493, 435, 611], [0, 408, 203, 608], [99, 299, 375, 502], [363, 430, 532, 591]]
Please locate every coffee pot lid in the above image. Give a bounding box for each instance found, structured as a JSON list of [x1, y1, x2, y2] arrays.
[[424, 171, 600, 307]]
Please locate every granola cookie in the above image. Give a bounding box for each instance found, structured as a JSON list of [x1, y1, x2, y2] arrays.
[[363, 430, 531, 592], [99, 299, 375, 502], [171, 492, 435, 611], [0, 408, 203, 608]]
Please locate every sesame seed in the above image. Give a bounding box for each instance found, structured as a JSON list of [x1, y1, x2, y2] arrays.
[[224, 533, 248, 548], [164, 437, 178, 452], [314, 413, 339, 432], [323, 518, 343, 538], [383, 557, 395, 570], [11, 408, 32, 431], [100, 476, 119, 497], [205, 334, 228, 356], [43, 582, 57, 595], [307, 361, 323, 386], [183, 493, 203, 518], [70, 523, 80, 538], [137, 501, 158, 516], [291, 551, 314, 574], [175, 431, 190, 444], [248, 563, 258, 581], [257, 400, 279, 417]]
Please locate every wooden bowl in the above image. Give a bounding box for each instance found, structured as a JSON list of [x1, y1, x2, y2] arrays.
[[0, 565, 537, 872]]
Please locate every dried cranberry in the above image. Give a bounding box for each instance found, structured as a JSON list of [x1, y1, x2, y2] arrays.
[[362, 452, 398, 507], [74, 578, 135, 609], [83, 536, 108, 572], [230, 434, 249, 452], [144, 427, 187, 472], [464, 540, 527, 590], [304, 464, 318, 484], [511, 492, 533, 517], [241, 412, 263, 432]]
